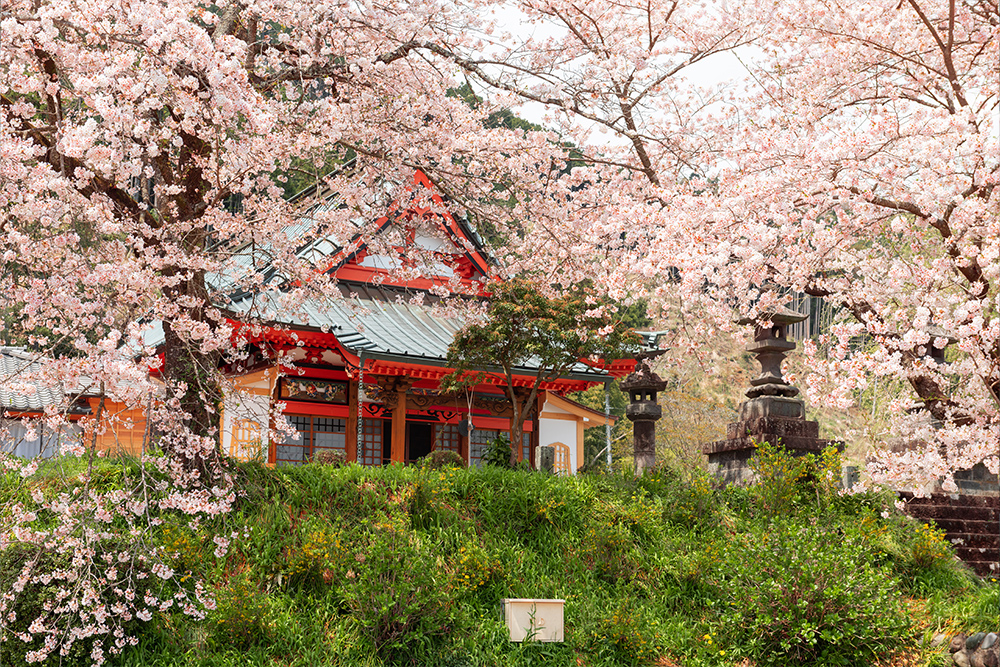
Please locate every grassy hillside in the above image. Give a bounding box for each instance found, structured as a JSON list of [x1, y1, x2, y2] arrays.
[[2, 453, 995, 667]]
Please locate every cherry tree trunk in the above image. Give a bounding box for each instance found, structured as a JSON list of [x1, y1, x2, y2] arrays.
[[161, 266, 222, 480]]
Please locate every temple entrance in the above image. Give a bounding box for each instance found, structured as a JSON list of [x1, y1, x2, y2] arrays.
[[406, 422, 433, 462]]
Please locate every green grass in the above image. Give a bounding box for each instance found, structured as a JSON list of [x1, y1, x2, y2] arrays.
[[2, 455, 994, 667]]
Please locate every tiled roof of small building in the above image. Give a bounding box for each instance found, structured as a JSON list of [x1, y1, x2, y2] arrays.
[[0, 348, 64, 411]]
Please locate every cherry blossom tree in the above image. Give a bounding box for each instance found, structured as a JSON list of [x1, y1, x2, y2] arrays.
[[0, 0, 577, 661], [443, 0, 998, 489], [1, 0, 996, 657], [0, 0, 577, 470], [677, 0, 999, 492]]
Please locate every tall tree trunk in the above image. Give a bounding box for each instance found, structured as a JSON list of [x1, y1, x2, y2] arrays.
[[507, 384, 536, 468], [155, 130, 223, 481], [161, 265, 222, 481]]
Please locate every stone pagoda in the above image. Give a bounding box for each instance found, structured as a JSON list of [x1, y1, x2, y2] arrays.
[[703, 307, 840, 485]]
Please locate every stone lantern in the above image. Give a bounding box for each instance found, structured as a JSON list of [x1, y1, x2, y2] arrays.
[[621, 352, 667, 475], [702, 306, 841, 485], [737, 306, 809, 421]]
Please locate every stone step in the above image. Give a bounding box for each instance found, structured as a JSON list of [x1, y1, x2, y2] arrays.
[[905, 504, 999, 522], [954, 541, 1000, 556], [899, 492, 999, 577], [958, 557, 999, 578], [901, 493, 1000, 510], [939, 521, 1000, 538], [945, 532, 999, 550]]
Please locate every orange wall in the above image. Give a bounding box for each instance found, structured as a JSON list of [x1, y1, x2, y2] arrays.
[[85, 398, 148, 457]]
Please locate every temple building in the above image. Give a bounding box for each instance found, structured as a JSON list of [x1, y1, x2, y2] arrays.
[[1, 170, 636, 473], [213, 170, 632, 472]]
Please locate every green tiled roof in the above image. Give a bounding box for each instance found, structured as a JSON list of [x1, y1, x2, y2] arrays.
[[228, 284, 614, 381]]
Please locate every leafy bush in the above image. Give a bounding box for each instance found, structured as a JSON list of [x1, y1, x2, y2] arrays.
[[721, 519, 912, 665], [637, 464, 717, 527], [482, 435, 515, 468], [580, 519, 635, 584], [208, 574, 272, 650], [908, 521, 952, 569], [421, 449, 466, 470], [748, 440, 843, 516], [747, 439, 810, 515], [313, 449, 347, 466], [586, 601, 664, 665], [337, 529, 455, 661], [283, 520, 346, 591]]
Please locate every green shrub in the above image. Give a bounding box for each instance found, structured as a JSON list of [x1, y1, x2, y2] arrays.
[[721, 519, 912, 666], [313, 449, 347, 466], [585, 601, 664, 665], [747, 439, 810, 515], [482, 435, 515, 468], [208, 574, 273, 650], [637, 464, 717, 528], [881, 514, 973, 592], [283, 519, 346, 591], [908, 521, 952, 570], [580, 519, 635, 584], [337, 529, 455, 661], [748, 440, 843, 516], [420, 449, 466, 470]]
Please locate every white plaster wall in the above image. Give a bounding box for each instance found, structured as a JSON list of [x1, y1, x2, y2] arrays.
[[221, 392, 271, 461], [538, 417, 578, 473], [414, 232, 446, 251]]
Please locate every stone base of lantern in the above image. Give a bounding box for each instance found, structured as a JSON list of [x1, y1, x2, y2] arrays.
[[703, 415, 841, 486], [739, 395, 805, 421]]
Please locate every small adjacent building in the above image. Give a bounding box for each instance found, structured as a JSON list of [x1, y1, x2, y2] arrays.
[[0, 347, 84, 458]]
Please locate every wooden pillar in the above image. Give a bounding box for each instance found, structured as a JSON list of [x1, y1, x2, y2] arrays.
[[267, 375, 281, 465], [390, 390, 407, 463], [346, 381, 358, 462]]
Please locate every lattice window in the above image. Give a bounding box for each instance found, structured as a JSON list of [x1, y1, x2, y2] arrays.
[[359, 418, 384, 467], [521, 432, 531, 464], [275, 415, 346, 467], [551, 441, 571, 475], [312, 417, 347, 459], [434, 424, 461, 453], [469, 428, 500, 468], [230, 419, 265, 462]]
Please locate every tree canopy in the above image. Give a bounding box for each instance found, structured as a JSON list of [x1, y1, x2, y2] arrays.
[[438, 0, 999, 490], [2, 0, 995, 486], [444, 278, 639, 467]]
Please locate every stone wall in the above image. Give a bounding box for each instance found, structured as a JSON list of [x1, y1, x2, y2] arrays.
[[949, 632, 998, 667], [953, 463, 999, 497]]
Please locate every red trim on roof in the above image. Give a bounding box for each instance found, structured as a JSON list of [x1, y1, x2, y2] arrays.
[[331, 264, 486, 294]]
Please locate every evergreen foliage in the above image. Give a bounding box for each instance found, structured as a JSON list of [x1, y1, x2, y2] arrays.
[[444, 277, 639, 467]]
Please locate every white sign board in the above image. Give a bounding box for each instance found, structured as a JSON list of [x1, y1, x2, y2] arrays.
[[502, 599, 564, 642]]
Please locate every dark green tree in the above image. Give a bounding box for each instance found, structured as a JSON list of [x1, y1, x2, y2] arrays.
[[444, 278, 640, 468]]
